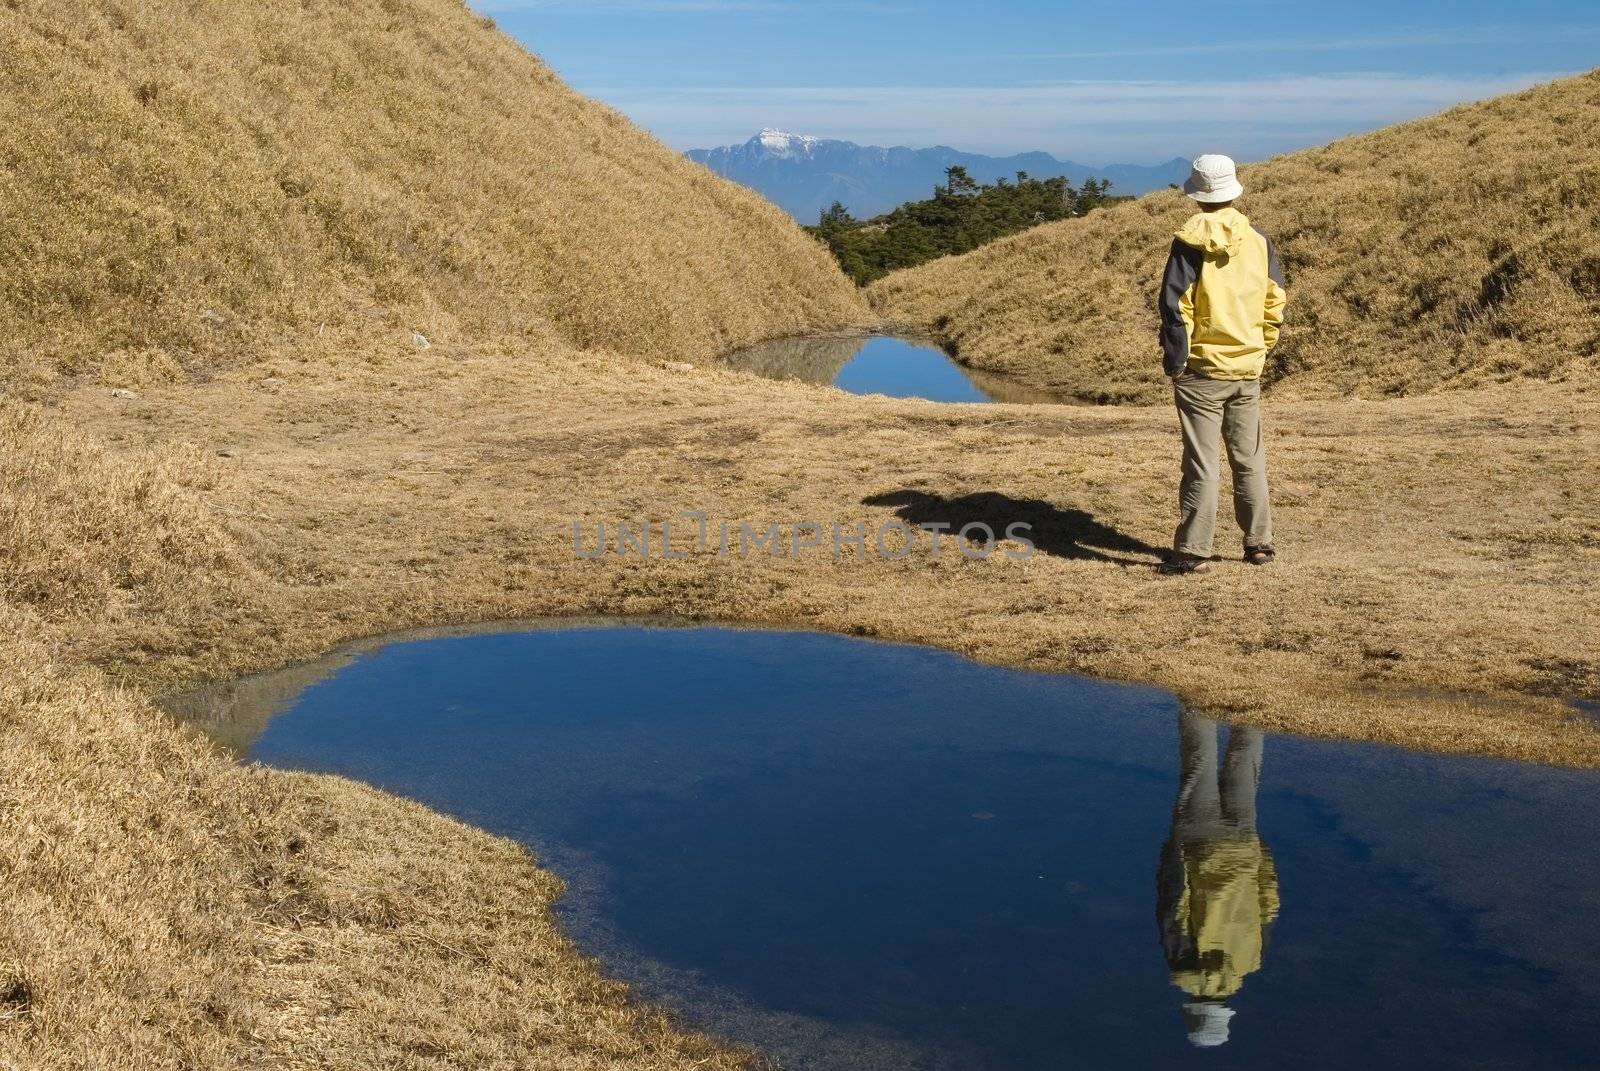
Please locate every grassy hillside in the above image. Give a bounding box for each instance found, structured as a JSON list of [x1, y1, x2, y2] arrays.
[[869, 71, 1600, 403], [4, 10, 1598, 1069], [0, 0, 866, 392], [0, 1, 864, 1066]]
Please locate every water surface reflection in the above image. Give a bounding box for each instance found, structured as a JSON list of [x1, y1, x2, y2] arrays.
[[167, 623, 1600, 1070], [1159, 712, 1275, 1047], [719, 333, 1072, 404]]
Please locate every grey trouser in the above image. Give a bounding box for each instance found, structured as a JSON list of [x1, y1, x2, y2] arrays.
[[1172, 371, 1272, 557], [1172, 710, 1263, 839]]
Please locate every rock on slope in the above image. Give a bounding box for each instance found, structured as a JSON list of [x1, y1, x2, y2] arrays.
[[869, 71, 1600, 404]]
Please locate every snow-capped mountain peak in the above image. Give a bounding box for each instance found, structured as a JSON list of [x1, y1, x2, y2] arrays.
[[753, 128, 819, 157], [685, 133, 1191, 222]]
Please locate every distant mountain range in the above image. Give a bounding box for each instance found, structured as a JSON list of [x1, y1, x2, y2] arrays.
[[687, 129, 1191, 223]]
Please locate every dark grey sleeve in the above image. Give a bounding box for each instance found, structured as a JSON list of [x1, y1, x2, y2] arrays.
[[1252, 227, 1286, 288], [1159, 239, 1201, 376], [1263, 233, 1286, 287]]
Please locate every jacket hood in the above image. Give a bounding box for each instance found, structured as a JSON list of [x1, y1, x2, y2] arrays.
[[1175, 207, 1251, 256]]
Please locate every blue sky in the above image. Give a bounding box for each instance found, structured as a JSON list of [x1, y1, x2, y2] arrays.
[[470, 1, 1598, 164]]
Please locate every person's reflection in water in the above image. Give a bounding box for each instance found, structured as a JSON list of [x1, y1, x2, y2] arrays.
[[1157, 710, 1279, 1048]]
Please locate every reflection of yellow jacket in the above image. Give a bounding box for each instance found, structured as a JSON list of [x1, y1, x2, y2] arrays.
[[1158, 208, 1287, 380], [1164, 836, 1280, 999]]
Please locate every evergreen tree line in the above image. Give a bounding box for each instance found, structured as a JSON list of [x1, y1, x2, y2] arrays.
[[806, 166, 1125, 285]]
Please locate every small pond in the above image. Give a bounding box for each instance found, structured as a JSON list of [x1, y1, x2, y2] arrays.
[[170, 623, 1600, 1070], [718, 333, 1069, 404]]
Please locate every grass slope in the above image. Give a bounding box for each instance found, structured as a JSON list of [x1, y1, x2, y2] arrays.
[[0, 0, 866, 1066], [869, 71, 1600, 403], [8, 353, 1599, 1068], [0, 0, 866, 392], [3, 11, 1597, 1070]]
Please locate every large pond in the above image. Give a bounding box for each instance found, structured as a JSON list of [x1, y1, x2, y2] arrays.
[[718, 333, 1070, 404], [169, 623, 1600, 1070]]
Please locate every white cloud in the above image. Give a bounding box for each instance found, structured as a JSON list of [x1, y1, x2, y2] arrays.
[[1019, 25, 1599, 60], [591, 71, 1568, 161]]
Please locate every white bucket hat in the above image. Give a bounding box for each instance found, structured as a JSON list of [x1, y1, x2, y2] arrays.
[[1182, 154, 1243, 203], [1181, 1001, 1236, 1047]]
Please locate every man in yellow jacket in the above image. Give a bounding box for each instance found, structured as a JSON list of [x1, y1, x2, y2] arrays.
[[1157, 154, 1287, 575]]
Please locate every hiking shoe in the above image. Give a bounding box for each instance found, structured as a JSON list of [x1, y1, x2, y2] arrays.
[[1158, 554, 1213, 576]]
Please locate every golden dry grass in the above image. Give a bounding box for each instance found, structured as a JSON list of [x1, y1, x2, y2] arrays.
[[0, 379, 768, 1070], [1, 0, 866, 1064], [0, 619, 752, 1071], [10, 347, 1596, 1067], [62, 356, 1598, 759], [869, 70, 1600, 403], [0, 0, 867, 393], [2, 5, 1597, 1067]]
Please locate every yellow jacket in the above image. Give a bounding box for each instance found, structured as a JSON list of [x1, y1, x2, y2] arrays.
[[1159, 207, 1287, 380], [1159, 834, 1280, 999]]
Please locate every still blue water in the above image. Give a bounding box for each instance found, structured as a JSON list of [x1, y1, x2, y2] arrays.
[[719, 333, 996, 402], [232, 625, 1599, 1070], [832, 336, 990, 402]]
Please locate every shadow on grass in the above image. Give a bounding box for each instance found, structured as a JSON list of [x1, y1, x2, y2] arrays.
[[863, 489, 1165, 567]]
